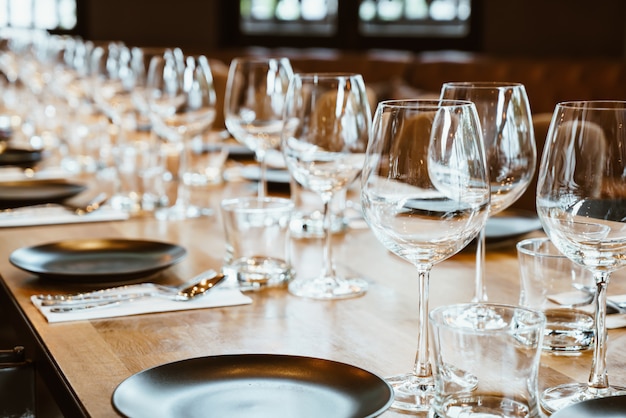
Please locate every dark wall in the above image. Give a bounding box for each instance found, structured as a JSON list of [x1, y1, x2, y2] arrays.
[[483, 0, 626, 57], [82, 0, 626, 58]]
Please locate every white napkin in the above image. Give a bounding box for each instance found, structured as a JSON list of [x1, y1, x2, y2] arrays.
[[0, 166, 71, 181], [0, 205, 129, 227], [31, 287, 252, 323]]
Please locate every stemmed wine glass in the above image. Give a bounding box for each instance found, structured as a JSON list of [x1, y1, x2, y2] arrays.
[[360, 99, 490, 412], [537, 100, 626, 413], [147, 50, 217, 220], [440, 82, 535, 302], [224, 57, 293, 198], [282, 73, 371, 299]]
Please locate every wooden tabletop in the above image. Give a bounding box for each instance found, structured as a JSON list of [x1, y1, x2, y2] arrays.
[[1, 179, 626, 417]]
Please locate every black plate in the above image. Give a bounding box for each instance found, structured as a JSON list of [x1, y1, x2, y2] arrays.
[[0, 180, 86, 209], [112, 354, 393, 418], [9, 239, 187, 282], [0, 148, 43, 168], [551, 395, 626, 417], [485, 209, 543, 243]]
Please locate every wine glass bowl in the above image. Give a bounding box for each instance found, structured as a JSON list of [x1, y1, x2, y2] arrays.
[[537, 100, 626, 413], [440, 81, 536, 302], [282, 72, 371, 300], [360, 99, 490, 412], [224, 57, 293, 198], [146, 50, 217, 220]]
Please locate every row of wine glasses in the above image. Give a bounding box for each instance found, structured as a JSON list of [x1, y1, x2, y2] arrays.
[[360, 96, 626, 416]]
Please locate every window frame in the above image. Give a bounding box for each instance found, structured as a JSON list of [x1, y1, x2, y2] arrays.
[[0, 0, 86, 36], [218, 0, 483, 52]]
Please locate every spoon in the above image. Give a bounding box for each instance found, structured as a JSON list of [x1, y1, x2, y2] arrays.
[[41, 271, 226, 313]]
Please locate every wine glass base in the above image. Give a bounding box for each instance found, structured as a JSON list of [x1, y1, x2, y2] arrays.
[[385, 373, 435, 413], [288, 276, 367, 300], [541, 382, 626, 413]]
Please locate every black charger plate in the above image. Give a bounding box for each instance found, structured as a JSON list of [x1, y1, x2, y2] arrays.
[[112, 354, 393, 418], [9, 238, 187, 283], [0, 180, 86, 209]]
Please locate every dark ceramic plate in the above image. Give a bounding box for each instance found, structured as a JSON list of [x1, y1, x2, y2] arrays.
[[0, 148, 43, 168], [9, 239, 187, 282], [112, 354, 393, 418], [0, 180, 86, 209], [551, 395, 626, 417], [485, 209, 543, 242]]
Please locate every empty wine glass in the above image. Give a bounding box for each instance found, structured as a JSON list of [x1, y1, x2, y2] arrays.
[[224, 57, 293, 198], [361, 99, 490, 412], [147, 50, 217, 220], [282, 73, 371, 299], [537, 101, 626, 413], [440, 82, 535, 302]]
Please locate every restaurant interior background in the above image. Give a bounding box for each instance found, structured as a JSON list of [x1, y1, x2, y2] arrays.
[[1, 0, 626, 416], [3, 0, 626, 57]]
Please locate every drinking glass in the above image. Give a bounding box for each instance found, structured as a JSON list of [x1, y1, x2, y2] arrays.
[[536, 100, 626, 413], [440, 82, 535, 302], [282, 73, 371, 299], [147, 50, 217, 220], [361, 99, 490, 412], [224, 57, 293, 198]]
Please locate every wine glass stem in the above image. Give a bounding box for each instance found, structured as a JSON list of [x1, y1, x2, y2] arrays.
[[320, 195, 337, 280], [414, 266, 432, 377], [257, 150, 267, 199], [472, 227, 488, 302], [589, 271, 611, 390], [175, 137, 190, 207]]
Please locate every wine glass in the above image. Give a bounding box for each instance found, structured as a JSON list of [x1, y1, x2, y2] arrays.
[[360, 99, 490, 412], [440, 82, 535, 302], [536, 100, 626, 413], [147, 50, 217, 220], [224, 57, 293, 198], [281, 73, 371, 299]]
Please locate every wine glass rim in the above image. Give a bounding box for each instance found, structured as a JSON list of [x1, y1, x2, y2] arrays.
[[442, 81, 525, 88], [557, 100, 626, 110], [429, 302, 546, 329], [516, 237, 568, 260], [378, 98, 475, 109]]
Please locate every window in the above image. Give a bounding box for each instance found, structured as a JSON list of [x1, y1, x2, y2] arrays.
[[229, 0, 480, 51], [0, 0, 78, 31]]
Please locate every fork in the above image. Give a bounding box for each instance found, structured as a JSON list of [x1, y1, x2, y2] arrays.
[[35, 269, 220, 306]]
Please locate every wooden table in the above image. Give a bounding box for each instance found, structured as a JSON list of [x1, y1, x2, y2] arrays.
[[1, 181, 626, 417]]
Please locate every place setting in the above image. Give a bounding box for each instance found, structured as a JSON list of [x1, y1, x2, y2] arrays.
[[0, 181, 129, 227], [9, 238, 253, 323]]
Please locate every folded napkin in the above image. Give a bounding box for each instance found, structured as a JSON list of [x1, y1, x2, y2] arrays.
[[0, 205, 129, 227], [0, 166, 70, 181], [32, 287, 253, 323]]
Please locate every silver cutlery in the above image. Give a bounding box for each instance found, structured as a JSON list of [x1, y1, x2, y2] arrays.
[[0, 191, 109, 217], [36, 270, 226, 312]]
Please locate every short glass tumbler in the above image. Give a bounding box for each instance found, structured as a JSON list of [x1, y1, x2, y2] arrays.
[[517, 237, 595, 353], [220, 197, 295, 289], [430, 303, 546, 418]]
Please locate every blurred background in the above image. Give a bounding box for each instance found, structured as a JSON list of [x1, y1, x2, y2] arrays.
[[2, 0, 625, 58]]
